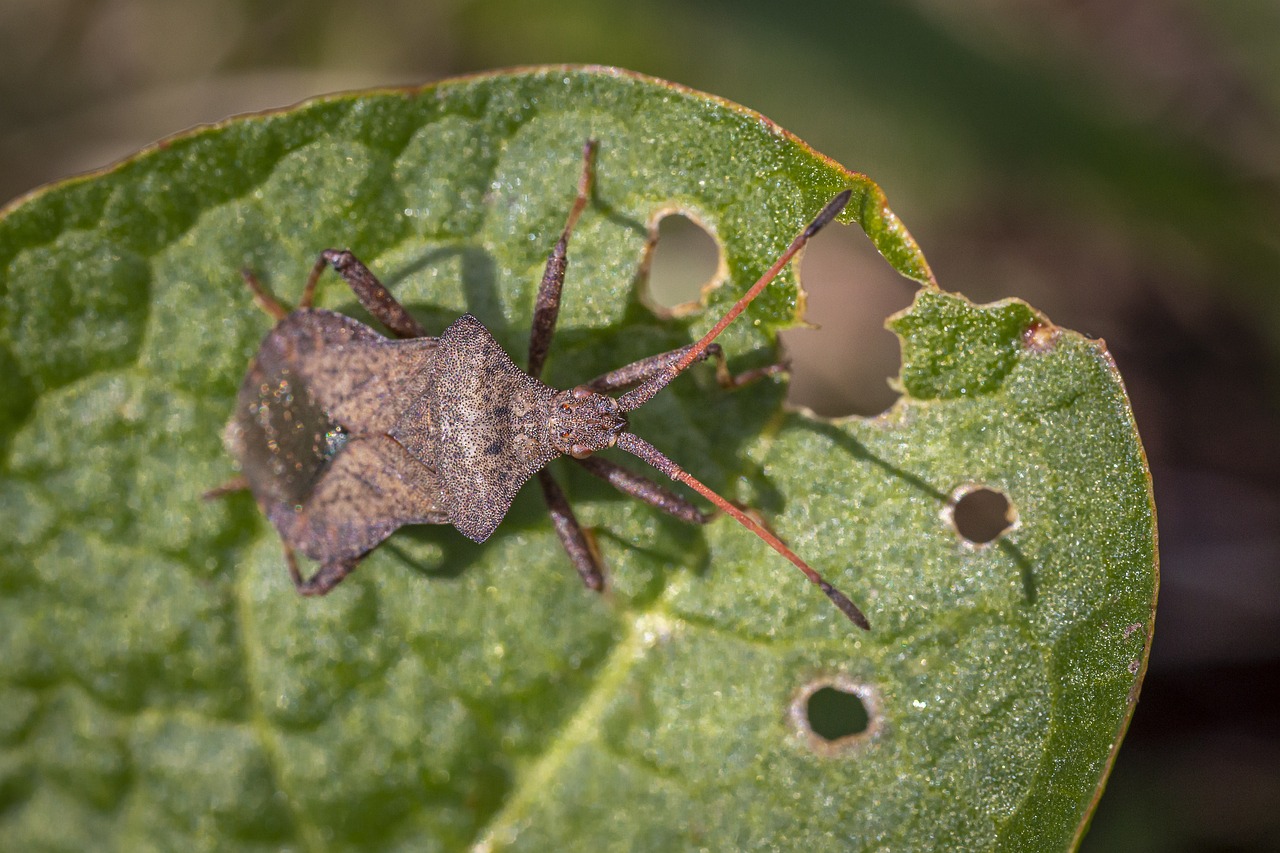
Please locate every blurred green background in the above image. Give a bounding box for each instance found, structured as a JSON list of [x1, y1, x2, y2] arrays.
[[3, 1, 1277, 850]]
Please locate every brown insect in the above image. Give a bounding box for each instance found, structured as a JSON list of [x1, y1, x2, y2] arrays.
[[216, 142, 868, 629]]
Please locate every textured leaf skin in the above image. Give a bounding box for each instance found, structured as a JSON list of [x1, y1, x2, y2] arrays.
[[0, 67, 1153, 851]]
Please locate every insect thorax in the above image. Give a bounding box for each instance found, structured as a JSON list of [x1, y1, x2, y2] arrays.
[[418, 314, 561, 542]]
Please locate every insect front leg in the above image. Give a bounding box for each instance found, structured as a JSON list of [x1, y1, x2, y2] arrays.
[[586, 343, 786, 393]]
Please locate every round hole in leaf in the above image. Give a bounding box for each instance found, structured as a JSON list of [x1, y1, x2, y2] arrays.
[[806, 686, 870, 740], [644, 211, 722, 311], [951, 486, 1015, 544], [790, 677, 878, 755]]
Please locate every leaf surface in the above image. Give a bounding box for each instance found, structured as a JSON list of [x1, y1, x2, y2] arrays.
[[0, 67, 1155, 851]]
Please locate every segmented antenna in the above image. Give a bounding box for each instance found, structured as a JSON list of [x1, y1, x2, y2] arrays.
[[617, 191, 853, 412], [617, 191, 870, 630]]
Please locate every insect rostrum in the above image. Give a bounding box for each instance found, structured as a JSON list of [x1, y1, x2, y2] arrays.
[[219, 141, 868, 629]]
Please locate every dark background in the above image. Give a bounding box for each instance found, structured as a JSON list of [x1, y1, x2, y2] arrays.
[[4, 1, 1277, 849]]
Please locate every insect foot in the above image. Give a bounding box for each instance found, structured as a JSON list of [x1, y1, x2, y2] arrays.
[[219, 140, 868, 629]]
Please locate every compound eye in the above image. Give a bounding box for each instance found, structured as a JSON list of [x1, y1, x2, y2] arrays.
[[569, 444, 594, 459], [571, 385, 593, 400]]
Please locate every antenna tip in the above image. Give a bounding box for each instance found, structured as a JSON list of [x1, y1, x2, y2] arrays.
[[803, 190, 853, 238], [820, 580, 871, 631]]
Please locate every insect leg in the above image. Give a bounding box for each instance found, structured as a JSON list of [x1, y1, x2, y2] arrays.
[[240, 269, 290, 321], [297, 254, 327, 309], [573, 456, 711, 525], [586, 345, 700, 392], [537, 470, 606, 590], [201, 475, 250, 500], [707, 350, 789, 390], [317, 249, 427, 339], [288, 546, 360, 596], [527, 139, 599, 379], [616, 431, 869, 630], [587, 343, 784, 393]]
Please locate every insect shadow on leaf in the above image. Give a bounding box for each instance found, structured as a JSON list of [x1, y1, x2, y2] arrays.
[[211, 140, 869, 629]]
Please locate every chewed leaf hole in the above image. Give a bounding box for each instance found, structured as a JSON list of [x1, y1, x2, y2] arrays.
[[643, 210, 723, 312], [946, 485, 1016, 545], [783, 216, 913, 417], [807, 686, 869, 739], [791, 677, 878, 755]]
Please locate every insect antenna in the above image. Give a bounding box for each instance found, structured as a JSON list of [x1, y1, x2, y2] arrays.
[[615, 431, 868, 629], [616, 190, 852, 412], [616, 190, 869, 629]]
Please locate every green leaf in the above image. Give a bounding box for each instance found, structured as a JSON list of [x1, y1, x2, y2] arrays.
[[0, 67, 1154, 851]]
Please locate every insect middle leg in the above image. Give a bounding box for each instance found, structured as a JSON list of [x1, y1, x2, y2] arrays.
[[543, 454, 717, 591], [537, 470, 605, 591]]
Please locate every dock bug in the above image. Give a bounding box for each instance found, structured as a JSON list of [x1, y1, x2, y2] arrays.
[[217, 141, 868, 628]]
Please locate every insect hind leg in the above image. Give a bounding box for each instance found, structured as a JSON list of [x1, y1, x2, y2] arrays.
[[240, 269, 291, 321], [241, 251, 427, 340], [318, 250, 427, 339], [281, 541, 358, 596], [239, 254, 328, 320]]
